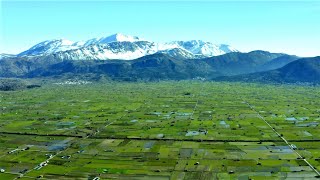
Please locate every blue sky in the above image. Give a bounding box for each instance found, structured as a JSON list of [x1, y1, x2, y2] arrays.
[[1, 0, 320, 56]]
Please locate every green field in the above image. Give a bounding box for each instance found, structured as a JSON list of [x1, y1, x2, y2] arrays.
[[0, 81, 319, 179]]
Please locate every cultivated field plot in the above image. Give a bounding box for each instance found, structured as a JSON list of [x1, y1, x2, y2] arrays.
[[0, 81, 319, 179]]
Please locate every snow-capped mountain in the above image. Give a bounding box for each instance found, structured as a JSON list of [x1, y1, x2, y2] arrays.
[[18, 39, 81, 56], [55, 41, 156, 60], [165, 40, 238, 57], [17, 33, 239, 60]]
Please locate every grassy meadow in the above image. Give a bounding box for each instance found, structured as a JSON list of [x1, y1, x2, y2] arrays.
[[0, 81, 319, 179]]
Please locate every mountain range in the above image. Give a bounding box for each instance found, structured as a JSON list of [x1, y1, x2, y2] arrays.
[[14, 33, 238, 60], [0, 33, 319, 84]]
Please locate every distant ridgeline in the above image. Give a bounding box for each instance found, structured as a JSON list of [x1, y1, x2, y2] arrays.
[[0, 50, 319, 84], [214, 56, 320, 84]]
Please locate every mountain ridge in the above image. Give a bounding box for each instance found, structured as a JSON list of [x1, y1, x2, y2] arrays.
[[14, 33, 238, 60], [0, 51, 298, 79], [214, 57, 320, 83]]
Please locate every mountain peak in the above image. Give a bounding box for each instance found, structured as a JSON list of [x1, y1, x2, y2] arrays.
[[98, 33, 142, 44], [83, 33, 143, 46], [109, 33, 142, 42]]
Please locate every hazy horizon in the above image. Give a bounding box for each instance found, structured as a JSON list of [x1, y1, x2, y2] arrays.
[[1, 0, 320, 57]]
